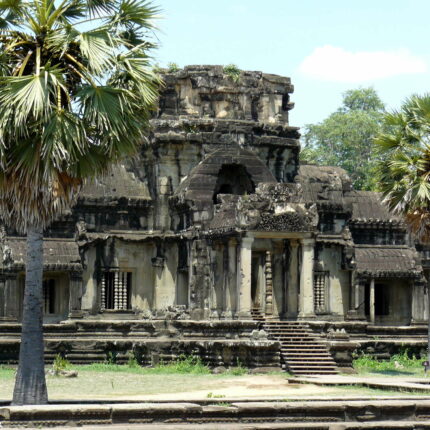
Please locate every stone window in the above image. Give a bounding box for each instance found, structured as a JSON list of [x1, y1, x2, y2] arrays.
[[100, 270, 132, 311], [43, 279, 56, 314], [314, 272, 329, 314]]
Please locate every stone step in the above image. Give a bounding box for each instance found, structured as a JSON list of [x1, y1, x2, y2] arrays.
[[287, 364, 337, 369], [281, 345, 328, 350], [282, 353, 334, 362], [285, 357, 336, 362], [264, 320, 338, 376]]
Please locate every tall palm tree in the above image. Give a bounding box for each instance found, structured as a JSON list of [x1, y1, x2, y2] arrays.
[[375, 94, 430, 369], [375, 95, 430, 240], [0, 0, 161, 405]]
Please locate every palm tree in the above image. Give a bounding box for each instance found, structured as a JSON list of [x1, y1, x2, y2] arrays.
[[375, 95, 430, 240], [0, 0, 161, 405], [375, 94, 430, 370]]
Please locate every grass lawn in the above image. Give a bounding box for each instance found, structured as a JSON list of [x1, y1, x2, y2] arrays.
[[0, 364, 429, 401], [353, 352, 426, 377], [0, 364, 250, 400], [1, 353, 430, 402]]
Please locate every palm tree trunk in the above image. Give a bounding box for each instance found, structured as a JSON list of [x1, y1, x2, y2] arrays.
[[12, 224, 48, 405]]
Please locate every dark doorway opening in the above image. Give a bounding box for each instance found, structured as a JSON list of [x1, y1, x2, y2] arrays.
[[213, 164, 255, 203], [375, 283, 389, 316]]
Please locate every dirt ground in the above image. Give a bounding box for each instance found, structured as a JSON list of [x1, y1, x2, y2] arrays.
[[1, 370, 428, 402]]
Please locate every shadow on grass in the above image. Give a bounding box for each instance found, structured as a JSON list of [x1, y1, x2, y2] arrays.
[[368, 369, 418, 376]]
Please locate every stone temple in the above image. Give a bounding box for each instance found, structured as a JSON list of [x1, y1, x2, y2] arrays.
[[0, 66, 428, 374]]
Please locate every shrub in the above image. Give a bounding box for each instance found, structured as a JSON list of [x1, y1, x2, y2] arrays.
[[127, 351, 140, 368], [52, 354, 71, 374], [353, 350, 422, 372], [154, 354, 210, 374], [167, 62, 180, 72], [223, 64, 241, 83]]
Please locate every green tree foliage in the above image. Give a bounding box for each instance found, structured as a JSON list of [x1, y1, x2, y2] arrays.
[[0, 0, 161, 405], [301, 88, 385, 190], [375, 94, 430, 241]]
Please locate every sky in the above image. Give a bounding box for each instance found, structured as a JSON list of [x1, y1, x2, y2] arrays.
[[154, 0, 430, 129]]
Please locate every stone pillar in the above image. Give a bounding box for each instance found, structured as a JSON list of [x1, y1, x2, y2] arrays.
[[152, 257, 165, 311], [225, 238, 237, 318], [369, 277, 375, 324], [0, 275, 5, 318], [2, 274, 19, 321], [298, 238, 315, 319], [237, 236, 254, 318], [347, 273, 364, 320], [287, 240, 299, 318], [68, 271, 84, 318], [411, 280, 427, 325], [265, 251, 273, 318]]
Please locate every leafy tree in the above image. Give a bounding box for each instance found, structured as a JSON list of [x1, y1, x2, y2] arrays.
[[375, 95, 430, 241], [301, 88, 385, 190], [0, 0, 160, 405]]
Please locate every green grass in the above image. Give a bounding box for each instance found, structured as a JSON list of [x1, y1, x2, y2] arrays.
[[353, 351, 423, 375], [0, 365, 14, 380], [72, 355, 212, 375]]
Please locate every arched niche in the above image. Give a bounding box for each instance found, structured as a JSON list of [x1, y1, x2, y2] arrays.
[[213, 164, 255, 203]]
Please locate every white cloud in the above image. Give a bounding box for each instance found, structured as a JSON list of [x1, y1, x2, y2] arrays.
[[299, 45, 427, 83]]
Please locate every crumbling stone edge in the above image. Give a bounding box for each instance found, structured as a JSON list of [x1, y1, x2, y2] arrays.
[[2, 400, 430, 427]]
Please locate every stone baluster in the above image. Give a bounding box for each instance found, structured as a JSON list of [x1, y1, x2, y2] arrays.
[[100, 272, 106, 311], [121, 272, 127, 310], [114, 271, 120, 310], [265, 251, 273, 317]]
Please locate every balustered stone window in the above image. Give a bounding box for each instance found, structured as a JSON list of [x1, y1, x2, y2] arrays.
[[313, 271, 329, 314], [100, 270, 132, 311]]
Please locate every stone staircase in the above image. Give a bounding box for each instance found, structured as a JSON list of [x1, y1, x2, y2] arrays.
[[251, 307, 265, 322], [262, 320, 339, 375]]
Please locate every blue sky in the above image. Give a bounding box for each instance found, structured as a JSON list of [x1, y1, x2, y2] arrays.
[[154, 0, 430, 129]]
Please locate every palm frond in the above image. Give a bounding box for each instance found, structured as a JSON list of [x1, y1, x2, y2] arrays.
[[79, 28, 113, 74]]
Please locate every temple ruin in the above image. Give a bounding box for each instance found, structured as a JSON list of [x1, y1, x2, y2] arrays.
[[0, 65, 428, 374]]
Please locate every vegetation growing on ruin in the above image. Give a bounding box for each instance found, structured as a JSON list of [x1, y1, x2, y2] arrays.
[[223, 64, 241, 82], [167, 62, 180, 72]]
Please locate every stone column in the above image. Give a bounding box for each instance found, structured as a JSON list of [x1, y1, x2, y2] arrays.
[[0, 275, 5, 318], [3, 274, 19, 321], [225, 238, 237, 318], [287, 240, 299, 318], [411, 280, 427, 325], [152, 257, 165, 311], [369, 277, 375, 324], [271, 241, 285, 318], [298, 238, 315, 319], [68, 271, 84, 318], [237, 236, 254, 319], [347, 272, 364, 320]]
